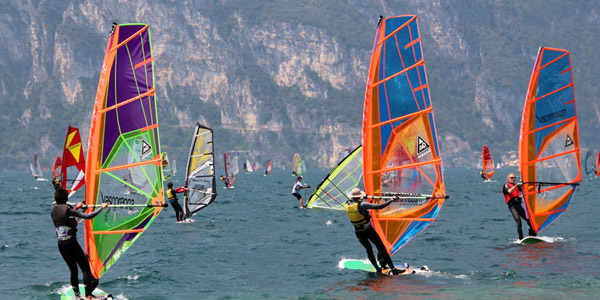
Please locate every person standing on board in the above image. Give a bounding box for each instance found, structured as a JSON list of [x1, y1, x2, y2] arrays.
[[291, 176, 310, 209], [167, 182, 188, 223], [51, 188, 108, 300], [345, 188, 404, 275], [219, 175, 229, 188], [502, 173, 536, 239]]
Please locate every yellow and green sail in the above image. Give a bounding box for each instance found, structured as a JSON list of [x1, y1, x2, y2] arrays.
[[306, 146, 363, 209]]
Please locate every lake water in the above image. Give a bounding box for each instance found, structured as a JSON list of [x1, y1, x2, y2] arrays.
[[1, 167, 599, 299]]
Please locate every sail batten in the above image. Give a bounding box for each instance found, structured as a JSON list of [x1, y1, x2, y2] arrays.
[[519, 47, 581, 234], [362, 15, 446, 255]]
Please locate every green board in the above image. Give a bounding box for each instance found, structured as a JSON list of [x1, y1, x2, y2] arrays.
[[340, 259, 426, 276], [519, 236, 546, 245], [60, 284, 112, 300]]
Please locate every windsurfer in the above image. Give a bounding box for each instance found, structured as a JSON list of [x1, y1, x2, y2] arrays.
[[292, 176, 310, 209], [219, 175, 229, 188], [167, 182, 187, 222], [52, 178, 61, 190], [51, 188, 108, 300], [502, 173, 536, 239], [480, 170, 486, 180], [345, 188, 404, 275]]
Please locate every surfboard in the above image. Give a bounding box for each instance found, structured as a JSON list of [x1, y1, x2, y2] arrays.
[[340, 259, 429, 276], [60, 284, 112, 300], [177, 219, 195, 223], [518, 236, 548, 245]]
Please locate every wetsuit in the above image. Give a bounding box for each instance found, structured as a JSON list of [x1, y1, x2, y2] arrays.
[[502, 182, 536, 239], [346, 199, 395, 271], [167, 187, 186, 222], [51, 204, 104, 298]]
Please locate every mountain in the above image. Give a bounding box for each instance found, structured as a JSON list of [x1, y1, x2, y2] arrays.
[[1, 0, 599, 171]]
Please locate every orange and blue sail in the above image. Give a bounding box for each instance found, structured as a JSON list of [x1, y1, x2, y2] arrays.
[[519, 47, 581, 233], [362, 15, 446, 255], [84, 23, 165, 279], [482, 146, 494, 180]]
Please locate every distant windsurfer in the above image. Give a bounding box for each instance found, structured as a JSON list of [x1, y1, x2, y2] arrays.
[[345, 188, 404, 275], [219, 175, 229, 188], [52, 178, 61, 190], [480, 170, 486, 180], [502, 173, 536, 239], [167, 182, 188, 223], [292, 176, 310, 209], [51, 188, 108, 300]]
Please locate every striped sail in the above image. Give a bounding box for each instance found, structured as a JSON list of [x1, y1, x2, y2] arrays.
[[306, 146, 363, 209], [183, 123, 217, 217], [61, 126, 86, 197], [84, 23, 165, 279], [362, 15, 446, 255], [519, 47, 581, 233]]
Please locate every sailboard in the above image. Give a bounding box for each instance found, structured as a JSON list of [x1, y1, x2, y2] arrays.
[[244, 159, 253, 173], [52, 157, 62, 181], [519, 47, 581, 234], [82, 22, 166, 283], [224, 153, 238, 187], [61, 126, 86, 197], [183, 123, 217, 217], [265, 160, 272, 175], [292, 153, 305, 176], [482, 146, 495, 180], [583, 151, 594, 175], [595, 152, 600, 177], [362, 15, 447, 256], [306, 145, 363, 209]]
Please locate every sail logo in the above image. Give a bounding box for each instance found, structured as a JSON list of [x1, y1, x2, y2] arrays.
[[101, 192, 135, 211], [535, 108, 567, 124], [141, 139, 151, 159], [565, 134, 574, 148], [417, 135, 431, 158]]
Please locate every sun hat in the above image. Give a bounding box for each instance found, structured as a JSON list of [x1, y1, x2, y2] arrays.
[[349, 188, 366, 200]]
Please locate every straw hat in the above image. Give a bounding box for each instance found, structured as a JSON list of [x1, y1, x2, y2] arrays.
[[349, 188, 366, 200]]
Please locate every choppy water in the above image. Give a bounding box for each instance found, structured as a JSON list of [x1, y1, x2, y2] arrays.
[[1, 167, 599, 299]]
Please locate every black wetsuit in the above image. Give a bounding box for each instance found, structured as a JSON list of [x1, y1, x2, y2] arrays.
[[51, 204, 104, 297], [347, 200, 395, 271], [502, 184, 536, 239], [167, 187, 185, 221]]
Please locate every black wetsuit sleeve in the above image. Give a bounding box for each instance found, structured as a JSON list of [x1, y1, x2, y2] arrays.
[[67, 207, 104, 219], [502, 184, 509, 195], [360, 199, 394, 210]]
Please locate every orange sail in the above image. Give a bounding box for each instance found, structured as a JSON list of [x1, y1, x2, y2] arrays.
[[482, 146, 494, 180], [362, 16, 447, 254], [519, 47, 581, 233]]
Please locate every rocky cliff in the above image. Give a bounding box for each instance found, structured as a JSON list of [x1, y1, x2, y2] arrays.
[[1, 0, 599, 171]]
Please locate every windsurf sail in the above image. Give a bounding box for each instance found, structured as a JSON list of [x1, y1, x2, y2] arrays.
[[482, 146, 495, 180], [292, 153, 305, 175], [161, 152, 173, 181], [362, 15, 447, 255], [183, 123, 217, 217], [224, 153, 238, 187], [595, 152, 600, 177], [61, 126, 86, 197], [584, 151, 593, 175], [244, 159, 253, 173], [34, 154, 43, 177], [84, 23, 166, 279], [519, 47, 581, 234], [52, 157, 62, 180], [265, 160, 272, 175], [306, 145, 363, 209]]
